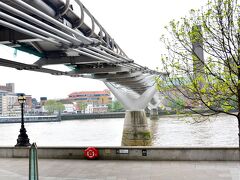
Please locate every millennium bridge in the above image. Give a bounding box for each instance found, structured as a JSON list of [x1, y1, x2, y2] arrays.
[[0, 0, 166, 145], [0, 2, 239, 179]]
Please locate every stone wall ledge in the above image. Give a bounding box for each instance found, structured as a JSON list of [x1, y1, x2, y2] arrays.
[[0, 146, 239, 161]]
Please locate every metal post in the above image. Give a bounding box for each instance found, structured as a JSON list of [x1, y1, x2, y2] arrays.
[[15, 94, 31, 147], [21, 103, 24, 127], [29, 143, 39, 180]]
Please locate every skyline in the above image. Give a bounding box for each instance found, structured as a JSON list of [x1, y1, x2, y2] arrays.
[[0, 0, 207, 100]]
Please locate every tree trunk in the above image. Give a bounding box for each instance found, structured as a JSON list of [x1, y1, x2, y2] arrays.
[[238, 114, 240, 148], [237, 33, 240, 149]]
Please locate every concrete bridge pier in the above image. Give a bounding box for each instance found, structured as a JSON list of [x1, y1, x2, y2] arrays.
[[105, 82, 156, 146], [150, 108, 159, 120], [122, 110, 152, 146]]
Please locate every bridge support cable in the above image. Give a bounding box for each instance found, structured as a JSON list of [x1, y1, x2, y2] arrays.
[[0, 0, 163, 76], [10, 0, 129, 57], [0, 20, 61, 46], [0, 1, 86, 46], [71, 49, 112, 63], [70, 49, 142, 71], [0, 11, 72, 46], [86, 47, 144, 70], [94, 71, 143, 79], [34, 56, 102, 66], [10, 0, 93, 44], [70, 66, 129, 74], [76, 48, 143, 70], [107, 75, 147, 83], [0, 1, 145, 71], [80, 48, 127, 64], [88, 47, 132, 64], [0, 0, 165, 83], [0, 57, 68, 75], [107, 76, 156, 90], [0, 7, 133, 69]]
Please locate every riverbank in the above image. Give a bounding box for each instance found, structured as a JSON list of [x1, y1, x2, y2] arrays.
[[0, 115, 60, 123], [0, 109, 227, 123], [0, 112, 125, 123], [61, 112, 125, 120], [60, 110, 217, 121]]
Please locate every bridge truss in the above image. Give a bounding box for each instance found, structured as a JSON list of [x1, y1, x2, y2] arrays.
[[0, 0, 164, 109]]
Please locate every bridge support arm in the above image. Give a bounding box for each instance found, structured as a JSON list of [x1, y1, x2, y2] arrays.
[[104, 82, 157, 110], [105, 82, 158, 146]]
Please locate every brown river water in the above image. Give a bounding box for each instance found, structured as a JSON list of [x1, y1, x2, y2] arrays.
[[0, 114, 238, 147]]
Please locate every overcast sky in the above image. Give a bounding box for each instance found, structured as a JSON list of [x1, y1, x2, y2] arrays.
[[0, 0, 206, 100]]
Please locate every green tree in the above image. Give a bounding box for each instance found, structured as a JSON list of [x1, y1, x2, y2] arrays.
[[76, 101, 87, 113], [55, 102, 65, 113], [157, 0, 240, 147], [107, 103, 113, 112], [44, 100, 65, 114], [167, 97, 185, 110], [108, 100, 124, 112]]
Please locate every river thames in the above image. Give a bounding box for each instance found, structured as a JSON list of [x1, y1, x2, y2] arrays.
[[0, 114, 238, 147]]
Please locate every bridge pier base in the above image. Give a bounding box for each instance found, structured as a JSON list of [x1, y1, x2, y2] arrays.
[[121, 110, 152, 146], [150, 108, 159, 120]]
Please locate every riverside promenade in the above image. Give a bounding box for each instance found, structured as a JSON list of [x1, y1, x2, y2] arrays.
[[0, 158, 239, 180], [0, 147, 239, 179]]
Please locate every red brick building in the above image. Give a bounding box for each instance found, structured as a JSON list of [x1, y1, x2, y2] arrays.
[[68, 89, 112, 105]]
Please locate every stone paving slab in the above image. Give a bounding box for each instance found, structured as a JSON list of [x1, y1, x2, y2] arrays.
[[0, 158, 239, 180]]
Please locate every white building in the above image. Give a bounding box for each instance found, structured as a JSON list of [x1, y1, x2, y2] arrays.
[[85, 104, 108, 114], [63, 104, 76, 114], [0, 90, 19, 116]]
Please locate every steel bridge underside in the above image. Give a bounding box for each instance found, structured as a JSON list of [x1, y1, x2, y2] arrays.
[[0, 0, 163, 108]]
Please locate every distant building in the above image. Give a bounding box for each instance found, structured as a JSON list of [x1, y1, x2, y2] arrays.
[[25, 95, 32, 113], [0, 83, 15, 93], [0, 89, 35, 116], [0, 90, 19, 116], [32, 98, 38, 108], [68, 89, 112, 105], [63, 104, 76, 114], [40, 97, 47, 106], [0, 90, 8, 116], [85, 104, 108, 114]]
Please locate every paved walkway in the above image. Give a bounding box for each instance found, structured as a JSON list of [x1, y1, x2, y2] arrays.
[[0, 158, 239, 180]]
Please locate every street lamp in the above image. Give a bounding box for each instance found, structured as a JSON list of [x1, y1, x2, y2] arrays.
[[15, 93, 31, 147]]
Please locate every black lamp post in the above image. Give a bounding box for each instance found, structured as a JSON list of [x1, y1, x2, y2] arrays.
[[15, 94, 31, 147]]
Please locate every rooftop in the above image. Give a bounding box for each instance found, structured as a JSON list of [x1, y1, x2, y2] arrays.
[[69, 89, 111, 97]]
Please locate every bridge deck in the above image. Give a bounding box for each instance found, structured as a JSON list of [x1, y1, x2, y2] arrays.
[[0, 0, 165, 109], [0, 158, 239, 180]]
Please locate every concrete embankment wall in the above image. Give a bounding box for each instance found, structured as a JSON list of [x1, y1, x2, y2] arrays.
[[61, 112, 125, 120], [0, 147, 239, 161]]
